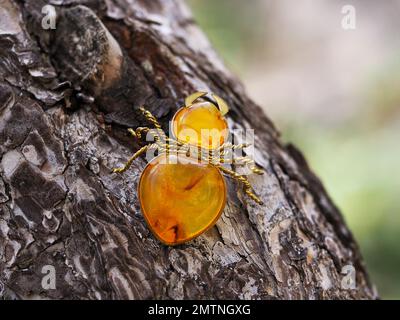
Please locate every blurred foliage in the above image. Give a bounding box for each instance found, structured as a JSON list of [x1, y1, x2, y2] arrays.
[[188, 0, 400, 299], [187, 0, 264, 73], [283, 114, 400, 299]]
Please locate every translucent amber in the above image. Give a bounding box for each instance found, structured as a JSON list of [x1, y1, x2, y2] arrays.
[[172, 101, 229, 149], [138, 154, 226, 245]]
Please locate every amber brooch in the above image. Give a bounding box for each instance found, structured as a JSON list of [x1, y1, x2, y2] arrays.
[[113, 92, 263, 245]]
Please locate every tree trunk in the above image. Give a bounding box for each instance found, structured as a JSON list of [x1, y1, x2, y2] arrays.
[[0, 0, 377, 300]]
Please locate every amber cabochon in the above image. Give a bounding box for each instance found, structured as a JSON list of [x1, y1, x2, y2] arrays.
[[171, 101, 229, 149], [138, 154, 227, 245]]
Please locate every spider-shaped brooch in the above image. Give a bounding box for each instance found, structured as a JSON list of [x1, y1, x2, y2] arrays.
[[113, 92, 263, 245]]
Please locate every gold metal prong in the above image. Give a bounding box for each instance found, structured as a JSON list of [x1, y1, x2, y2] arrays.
[[184, 92, 230, 116], [212, 93, 229, 116], [185, 91, 207, 107]]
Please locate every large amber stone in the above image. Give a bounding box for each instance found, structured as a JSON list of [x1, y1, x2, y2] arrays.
[[172, 101, 229, 149], [138, 154, 226, 245]]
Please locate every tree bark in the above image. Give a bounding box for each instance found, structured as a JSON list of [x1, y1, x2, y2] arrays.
[[0, 0, 377, 299]]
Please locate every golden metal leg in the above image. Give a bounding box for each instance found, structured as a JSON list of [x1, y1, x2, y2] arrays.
[[216, 165, 264, 205], [113, 145, 149, 173], [139, 106, 162, 129]]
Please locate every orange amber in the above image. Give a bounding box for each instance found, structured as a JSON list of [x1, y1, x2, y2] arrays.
[[138, 153, 226, 245], [172, 101, 229, 149]]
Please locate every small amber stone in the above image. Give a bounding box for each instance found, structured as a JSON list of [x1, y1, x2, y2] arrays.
[[172, 101, 229, 149], [138, 154, 226, 245]]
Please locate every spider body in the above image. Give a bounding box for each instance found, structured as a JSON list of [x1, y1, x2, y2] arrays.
[[139, 153, 226, 245]]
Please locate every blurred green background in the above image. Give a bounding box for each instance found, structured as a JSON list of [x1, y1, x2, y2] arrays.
[[188, 0, 400, 299]]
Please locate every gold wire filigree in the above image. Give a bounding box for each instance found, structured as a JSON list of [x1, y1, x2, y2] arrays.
[[113, 103, 264, 205]]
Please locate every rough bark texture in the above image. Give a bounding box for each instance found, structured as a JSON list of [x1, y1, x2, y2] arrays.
[[0, 0, 377, 299]]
